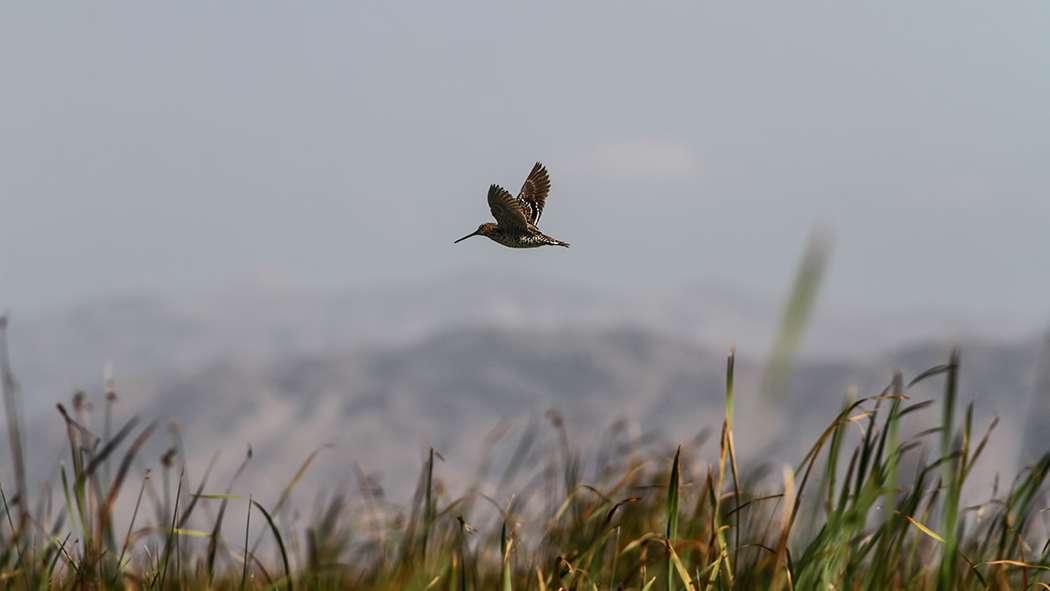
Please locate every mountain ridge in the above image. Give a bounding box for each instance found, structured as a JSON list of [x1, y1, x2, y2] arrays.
[[5, 324, 1045, 510], [9, 267, 1042, 421]]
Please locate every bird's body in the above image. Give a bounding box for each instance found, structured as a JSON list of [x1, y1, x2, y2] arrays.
[[464, 221, 568, 248], [455, 162, 569, 248]]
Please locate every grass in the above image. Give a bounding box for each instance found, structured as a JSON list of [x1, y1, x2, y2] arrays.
[[2, 239, 1049, 589], [2, 332, 1049, 589]]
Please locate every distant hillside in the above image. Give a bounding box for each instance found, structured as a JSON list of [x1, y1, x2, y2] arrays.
[[6, 326, 1045, 509], [8, 268, 1042, 420]]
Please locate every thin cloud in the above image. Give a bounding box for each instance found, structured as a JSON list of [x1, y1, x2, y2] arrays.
[[870, 167, 1000, 216], [559, 138, 706, 188]]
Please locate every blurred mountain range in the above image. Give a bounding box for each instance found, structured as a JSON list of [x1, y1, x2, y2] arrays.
[[3, 268, 1048, 506], [8, 267, 1042, 413]]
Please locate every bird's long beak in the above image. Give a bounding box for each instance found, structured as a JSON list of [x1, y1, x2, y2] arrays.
[[454, 231, 479, 243]]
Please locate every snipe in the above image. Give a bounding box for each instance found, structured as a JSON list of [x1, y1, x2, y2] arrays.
[[455, 162, 569, 248]]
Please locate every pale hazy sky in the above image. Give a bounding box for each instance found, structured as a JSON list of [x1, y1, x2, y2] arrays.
[[2, 3, 1048, 315]]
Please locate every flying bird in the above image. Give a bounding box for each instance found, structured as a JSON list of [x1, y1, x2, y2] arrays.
[[455, 162, 570, 248]]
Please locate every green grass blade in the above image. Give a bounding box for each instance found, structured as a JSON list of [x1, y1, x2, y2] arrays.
[[761, 227, 834, 404], [252, 499, 292, 591], [666, 445, 680, 591]]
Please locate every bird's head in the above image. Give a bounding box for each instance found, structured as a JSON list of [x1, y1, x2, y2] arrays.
[[454, 223, 497, 243]]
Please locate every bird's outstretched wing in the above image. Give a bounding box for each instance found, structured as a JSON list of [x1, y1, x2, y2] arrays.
[[488, 184, 529, 230], [516, 162, 550, 225]]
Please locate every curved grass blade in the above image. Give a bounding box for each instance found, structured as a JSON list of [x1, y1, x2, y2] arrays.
[[761, 227, 833, 404], [666, 446, 680, 591], [252, 499, 292, 591]]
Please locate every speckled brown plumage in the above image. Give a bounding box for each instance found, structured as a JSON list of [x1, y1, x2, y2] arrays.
[[455, 162, 569, 249]]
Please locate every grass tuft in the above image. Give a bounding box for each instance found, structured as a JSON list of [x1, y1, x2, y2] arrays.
[[2, 303, 1050, 588], [5, 347, 1045, 589]]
